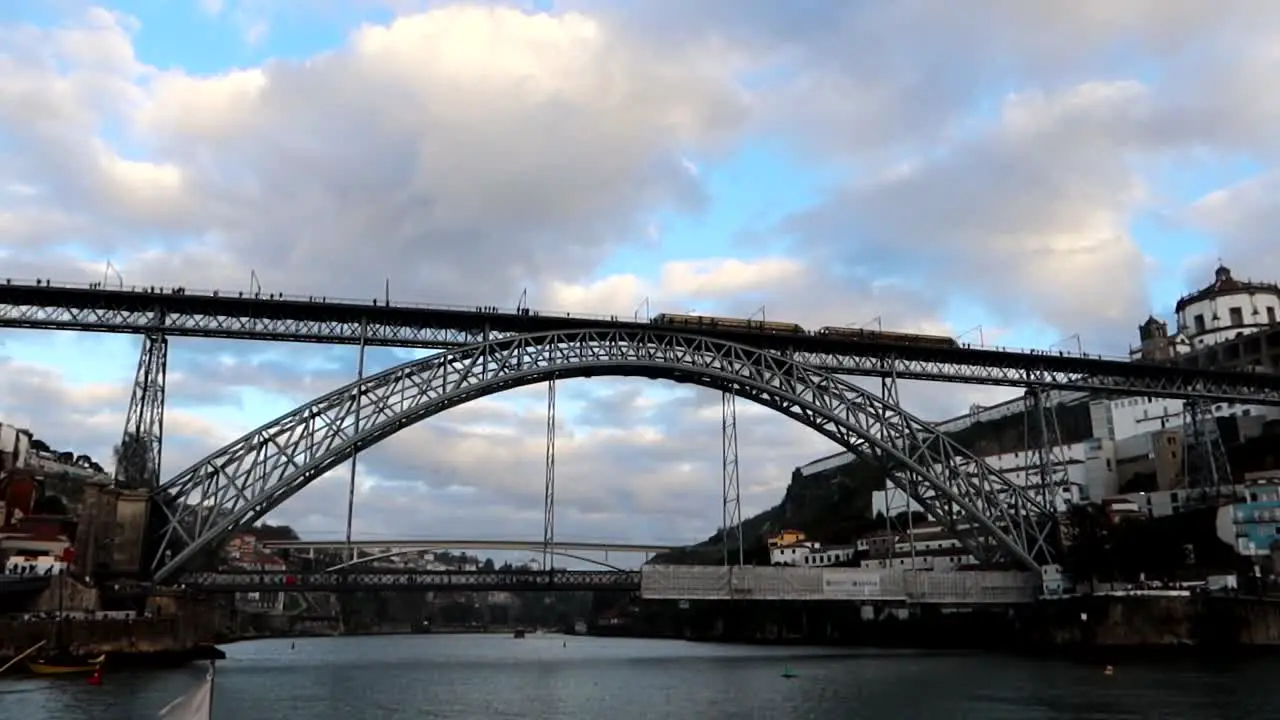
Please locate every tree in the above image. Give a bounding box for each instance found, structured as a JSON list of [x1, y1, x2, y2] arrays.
[[114, 432, 157, 489], [30, 438, 51, 453], [482, 558, 496, 572], [1060, 502, 1115, 590]]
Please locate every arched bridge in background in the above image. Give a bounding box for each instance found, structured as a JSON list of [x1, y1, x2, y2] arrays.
[[266, 539, 678, 572], [149, 328, 1059, 582]]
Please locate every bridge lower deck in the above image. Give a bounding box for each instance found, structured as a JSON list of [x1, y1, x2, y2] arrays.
[[177, 565, 1041, 604]]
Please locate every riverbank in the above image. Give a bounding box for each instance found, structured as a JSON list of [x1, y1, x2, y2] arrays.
[[0, 614, 220, 666], [601, 595, 1280, 653]]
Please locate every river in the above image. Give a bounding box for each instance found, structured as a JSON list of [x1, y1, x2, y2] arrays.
[[1, 634, 1277, 719]]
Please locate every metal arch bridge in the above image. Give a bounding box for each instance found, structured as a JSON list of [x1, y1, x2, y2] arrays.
[[176, 569, 641, 593], [264, 539, 676, 571], [263, 539, 676, 554], [0, 281, 1277, 403], [150, 328, 1062, 583]]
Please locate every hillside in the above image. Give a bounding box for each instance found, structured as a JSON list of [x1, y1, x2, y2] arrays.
[[652, 397, 1092, 564]]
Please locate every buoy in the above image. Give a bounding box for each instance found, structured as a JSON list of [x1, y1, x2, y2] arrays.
[[781, 664, 798, 679], [88, 667, 103, 686], [290, 642, 296, 651]]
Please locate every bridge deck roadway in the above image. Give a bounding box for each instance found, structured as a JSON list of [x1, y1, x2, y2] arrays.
[[1, 282, 1277, 403], [262, 539, 676, 554]]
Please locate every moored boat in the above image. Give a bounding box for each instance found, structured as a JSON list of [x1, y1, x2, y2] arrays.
[[27, 654, 106, 676]]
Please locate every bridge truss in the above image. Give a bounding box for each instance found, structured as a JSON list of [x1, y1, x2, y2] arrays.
[[149, 329, 1061, 582], [1, 283, 1276, 403]]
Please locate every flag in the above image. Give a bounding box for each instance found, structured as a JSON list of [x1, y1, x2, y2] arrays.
[[157, 662, 214, 719]]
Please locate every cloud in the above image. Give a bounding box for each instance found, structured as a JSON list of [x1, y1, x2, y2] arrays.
[[786, 81, 1155, 350], [3, 5, 746, 305], [1186, 173, 1280, 285]]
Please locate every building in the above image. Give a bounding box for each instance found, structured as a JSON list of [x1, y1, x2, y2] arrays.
[[856, 522, 978, 572], [768, 540, 857, 568], [0, 423, 32, 472], [1174, 264, 1280, 353], [223, 532, 288, 612], [0, 515, 76, 563], [1216, 472, 1280, 566], [4, 553, 68, 576], [869, 436, 1116, 517]]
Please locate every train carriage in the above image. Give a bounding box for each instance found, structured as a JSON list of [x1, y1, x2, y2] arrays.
[[817, 326, 959, 348], [651, 313, 805, 335]]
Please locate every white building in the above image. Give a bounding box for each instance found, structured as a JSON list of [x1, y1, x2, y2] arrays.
[[4, 554, 68, 576], [870, 438, 1117, 517], [0, 423, 32, 472], [1174, 264, 1280, 352], [856, 523, 978, 572], [769, 541, 858, 568], [1104, 393, 1280, 441]]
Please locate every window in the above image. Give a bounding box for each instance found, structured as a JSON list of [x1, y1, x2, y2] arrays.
[[1194, 314, 1206, 333], [1230, 307, 1245, 326], [1269, 307, 1277, 324]]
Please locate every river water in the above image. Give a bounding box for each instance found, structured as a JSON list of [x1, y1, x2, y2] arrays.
[[1, 634, 1276, 719]]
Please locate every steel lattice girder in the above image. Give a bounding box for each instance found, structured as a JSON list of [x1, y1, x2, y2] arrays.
[[1, 287, 1276, 404], [177, 569, 640, 592], [150, 329, 1059, 582]]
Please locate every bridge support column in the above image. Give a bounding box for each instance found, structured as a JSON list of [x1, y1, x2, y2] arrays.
[[879, 363, 915, 567], [543, 378, 557, 572], [1182, 398, 1230, 499], [116, 329, 168, 489], [1024, 388, 1068, 512], [344, 320, 368, 562], [722, 391, 743, 566]]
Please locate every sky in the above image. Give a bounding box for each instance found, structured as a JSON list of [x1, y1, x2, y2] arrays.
[[3, 1, 1280, 569]]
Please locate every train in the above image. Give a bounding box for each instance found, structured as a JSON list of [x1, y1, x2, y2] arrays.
[[649, 312, 960, 348], [651, 312, 804, 335]]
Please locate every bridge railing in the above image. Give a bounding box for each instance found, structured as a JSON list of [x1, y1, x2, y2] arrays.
[[0, 277, 624, 322], [0, 278, 1134, 362]]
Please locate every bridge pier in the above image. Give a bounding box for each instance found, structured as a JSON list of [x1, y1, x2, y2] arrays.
[[721, 391, 742, 566], [344, 319, 368, 563], [1024, 388, 1069, 513], [117, 326, 168, 489], [878, 360, 917, 567], [117, 328, 168, 490], [1183, 398, 1231, 497], [543, 378, 557, 572]]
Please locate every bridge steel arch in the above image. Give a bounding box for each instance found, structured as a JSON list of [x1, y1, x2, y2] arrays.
[[149, 329, 1058, 582]]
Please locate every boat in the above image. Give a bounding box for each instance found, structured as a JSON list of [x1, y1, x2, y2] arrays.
[[27, 653, 106, 675], [513, 629, 526, 639], [158, 661, 215, 719], [28, 560, 106, 676]]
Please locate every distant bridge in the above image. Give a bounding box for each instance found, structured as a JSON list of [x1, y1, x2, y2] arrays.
[[179, 569, 640, 593], [261, 539, 677, 554]]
